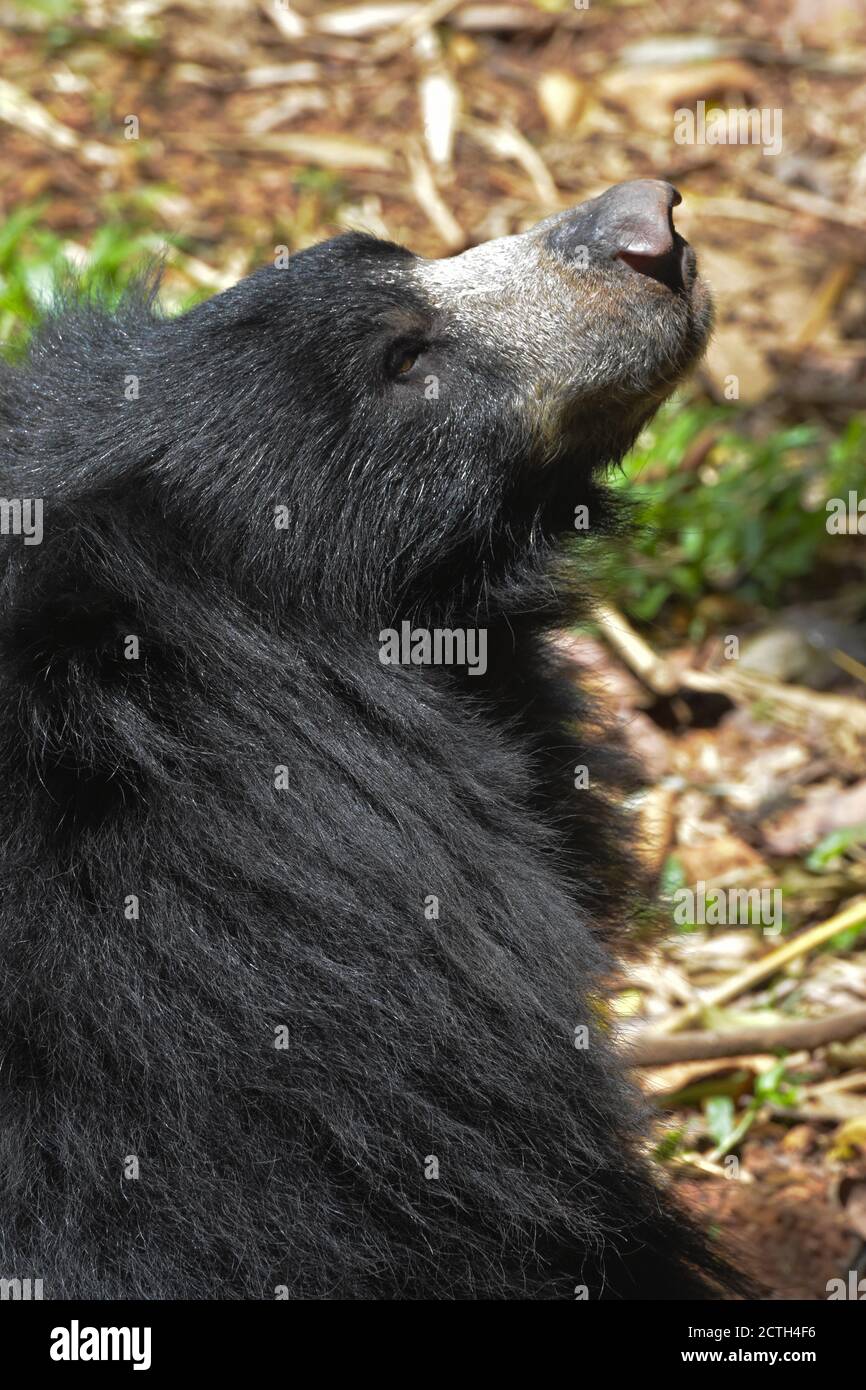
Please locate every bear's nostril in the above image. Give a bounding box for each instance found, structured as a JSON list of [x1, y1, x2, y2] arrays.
[[616, 241, 685, 291]]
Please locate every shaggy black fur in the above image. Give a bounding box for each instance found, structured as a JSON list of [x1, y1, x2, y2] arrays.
[[0, 197, 733, 1299]]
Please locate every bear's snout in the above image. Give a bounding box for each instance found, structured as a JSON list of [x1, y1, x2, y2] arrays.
[[546, 179, 691, 293], [415, 178, 711, 453]]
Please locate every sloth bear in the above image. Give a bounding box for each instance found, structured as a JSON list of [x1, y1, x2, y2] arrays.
[[0, 179, 730, 1300]]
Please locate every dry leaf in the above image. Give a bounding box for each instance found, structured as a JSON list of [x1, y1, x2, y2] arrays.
[[537, 70, 585, 136]]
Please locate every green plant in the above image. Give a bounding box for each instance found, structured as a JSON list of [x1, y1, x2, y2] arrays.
[[0, 207, 196, 351], [603, 400, 866, 626]]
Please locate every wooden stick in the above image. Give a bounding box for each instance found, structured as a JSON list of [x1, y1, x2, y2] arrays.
[[625, 1005, 866, 1066], [652, 898, 866, 1034], [593, 602, 679, 694]]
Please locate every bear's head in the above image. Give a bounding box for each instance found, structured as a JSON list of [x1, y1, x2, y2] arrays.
[[9, 180, 711, 630], [162, 179, 709, 623]]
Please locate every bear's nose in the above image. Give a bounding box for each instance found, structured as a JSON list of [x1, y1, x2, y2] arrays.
[[546, 180, 683, 286]]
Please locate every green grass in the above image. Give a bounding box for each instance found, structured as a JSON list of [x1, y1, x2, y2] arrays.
[[0, 205, 210, 351], [606, 400, 866, 627]]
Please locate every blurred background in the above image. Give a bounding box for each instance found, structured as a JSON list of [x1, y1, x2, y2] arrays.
[[2, 0, 866, 1299]]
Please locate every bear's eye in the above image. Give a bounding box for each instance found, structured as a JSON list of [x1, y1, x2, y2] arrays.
[[386, 341, 425, 380]]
